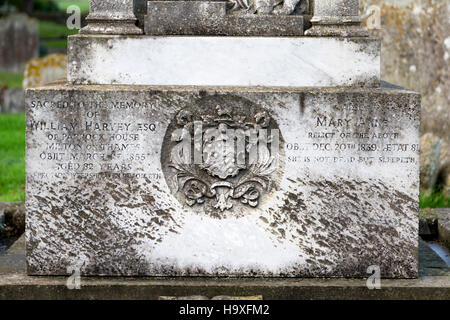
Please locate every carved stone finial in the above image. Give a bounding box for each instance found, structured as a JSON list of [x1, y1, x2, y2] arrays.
[[305, 0, 368, 37], [80, 0, 143, 35]]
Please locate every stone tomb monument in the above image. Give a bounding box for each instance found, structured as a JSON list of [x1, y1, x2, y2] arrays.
[[26, 0, 420, 278]]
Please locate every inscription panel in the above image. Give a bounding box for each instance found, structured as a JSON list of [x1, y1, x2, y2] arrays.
[[26, 86, 420, 278], [27, 99, 160, 176]]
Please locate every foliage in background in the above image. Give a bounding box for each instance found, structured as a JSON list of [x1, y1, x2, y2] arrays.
[[39, 20, 78, 38], [4, 0, 58, 13], [39, 10, 84, 50], [0, 114, 25, 202], [33, 0, 59, 12], [54, 1, 89, 14], [39, 20, 77, 49], [0, 73, 24, 88], [4, 0, 89, 14]]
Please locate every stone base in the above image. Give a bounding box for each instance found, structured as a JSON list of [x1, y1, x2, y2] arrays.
[[305, 24, 370, 37], [68, 35, 380, 87], [145, 1, 304, 36], [305, 16, 369, 37], [1, 236, 449, 300], [80, 20, 143, 35], [25, 82, 420, 278]]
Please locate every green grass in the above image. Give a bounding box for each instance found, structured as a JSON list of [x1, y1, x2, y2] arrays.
[[0, 73, 24, 89], [420, 191, 450, 209], [54, 1, 90, 14], [0, 114, 26, 202]]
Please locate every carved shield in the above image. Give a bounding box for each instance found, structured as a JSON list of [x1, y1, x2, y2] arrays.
[[200, 123, 245, 180]]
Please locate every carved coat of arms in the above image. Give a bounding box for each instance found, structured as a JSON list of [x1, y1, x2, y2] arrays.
[[162, 96, 282, 218]]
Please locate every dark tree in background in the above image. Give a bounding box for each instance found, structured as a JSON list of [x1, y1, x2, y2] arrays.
[[22, 0, 35, 14], [4, 0, 34, 14], [4, 0, 58, 13]]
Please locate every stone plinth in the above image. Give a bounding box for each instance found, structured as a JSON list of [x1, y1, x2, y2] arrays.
[[1, 236, 449, 300], [80, 0, 142, 35], [68, 35, 380, 87], [25, 83, 419, 278], [306, 0, 369, 37], [144, 1, 304, 36]]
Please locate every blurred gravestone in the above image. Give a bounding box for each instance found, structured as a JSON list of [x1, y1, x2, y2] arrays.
[[0, 14, 39, 73], [0, 54, 67, 113], [0, 87, 24, 113], [23, 54, 67, 89], [360, 0, 450, 195]]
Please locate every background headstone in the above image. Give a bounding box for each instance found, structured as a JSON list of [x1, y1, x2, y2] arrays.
[[420, 133, 444, 192], [22, 54, 67, 89], [0, 14, 39, 73], [0, 87, 25, 113], [360, 0, 450, 196], [1, 54, 67, 113]]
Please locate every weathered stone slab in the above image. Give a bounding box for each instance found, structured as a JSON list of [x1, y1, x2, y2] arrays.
[[144, 1, 304, 36], [68, 35, 380, 87], [25, 83, 419, 277]]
